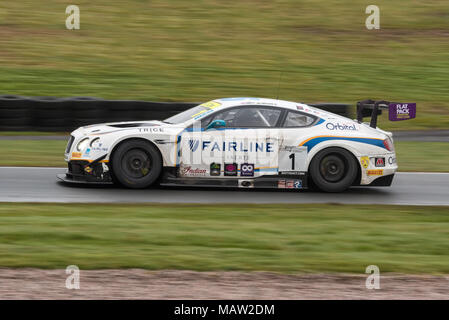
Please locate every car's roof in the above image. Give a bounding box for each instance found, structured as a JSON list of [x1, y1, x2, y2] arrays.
[[207, 97, 338, 120], [214, 97, 300, 109]]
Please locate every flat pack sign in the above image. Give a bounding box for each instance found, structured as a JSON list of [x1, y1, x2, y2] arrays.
[[389, 103, 416, 121]]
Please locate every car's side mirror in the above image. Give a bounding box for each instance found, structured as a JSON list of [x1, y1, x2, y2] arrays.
[[206, 119, 226, 130]]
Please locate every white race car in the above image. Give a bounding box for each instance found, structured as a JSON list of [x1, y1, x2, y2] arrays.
[[58, 97, 415, 192]]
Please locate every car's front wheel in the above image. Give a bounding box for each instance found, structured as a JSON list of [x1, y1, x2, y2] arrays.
[[111, 139, 162, 189], [309, 147, 358, 192]]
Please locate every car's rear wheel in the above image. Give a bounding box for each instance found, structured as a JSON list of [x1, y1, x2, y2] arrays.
[[111, 139, 162, 189], [309, 147, 358, 192]]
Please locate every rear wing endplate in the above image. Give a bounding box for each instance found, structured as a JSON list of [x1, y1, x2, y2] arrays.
[[357, 99, 416, 128]]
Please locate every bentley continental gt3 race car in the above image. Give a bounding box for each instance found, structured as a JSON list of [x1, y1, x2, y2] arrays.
[[58, 98, 416, 192]]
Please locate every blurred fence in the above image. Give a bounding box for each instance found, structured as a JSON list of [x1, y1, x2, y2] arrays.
[[0, 95, 350, 131]]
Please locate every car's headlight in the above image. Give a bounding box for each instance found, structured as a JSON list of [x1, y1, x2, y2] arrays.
[[90, 137, 100, 147], [76, 138, 90, 151]]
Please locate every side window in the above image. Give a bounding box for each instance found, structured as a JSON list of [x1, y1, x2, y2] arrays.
[[203, 106, 281, 128], [208, 108, 239, 125], [283, 111, 316, 127]]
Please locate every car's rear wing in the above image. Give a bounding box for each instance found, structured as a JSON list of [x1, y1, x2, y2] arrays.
[[309, 103, 350, 117], [357, 99, 416, 128]]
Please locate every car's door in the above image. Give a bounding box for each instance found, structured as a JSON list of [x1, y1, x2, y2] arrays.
[[277, 110, 319, 175], [178, 105, 283, 178]]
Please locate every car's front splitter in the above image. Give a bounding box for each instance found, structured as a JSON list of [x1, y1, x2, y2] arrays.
[[58, 159, 113, 185], [57, 173, 114, 185]]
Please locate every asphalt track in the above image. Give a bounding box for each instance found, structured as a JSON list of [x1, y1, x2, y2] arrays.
[[0, 167, 448, 205]]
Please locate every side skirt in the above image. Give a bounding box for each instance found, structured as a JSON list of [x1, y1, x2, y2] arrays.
[[159, 167, 308, 190]]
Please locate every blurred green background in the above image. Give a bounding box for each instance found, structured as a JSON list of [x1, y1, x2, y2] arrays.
[[1, 1, 448, 129]]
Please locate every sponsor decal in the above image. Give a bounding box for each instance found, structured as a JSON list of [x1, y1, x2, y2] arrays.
[[375, 157, 385, 167], [180, 166, 207, 176], [238, 179, 254, 188], [71, 152, 82, 158], [192, 101, 222, 119], [200, 101, 222, 109], [278, 179, 302, 189], [326, 122, 358, 131], [139, 127, 164, 133], [278, 180, 286, 189], [279, 171, 303, 175], [92, 146, 108, 152], [224, 163, 238, 176], [296, 105, 304, 111], [83, 148, 91, 156], [90, 140, 108, 152], [389, 103, 416, 121], [360, 156, 370, 169], [210, 162, 221, 176], [388, 156, 396, 165], [193, 109, 215, 120], [294, 180, 302, 189], [84, 166, 93, 173], [188, 140, 273, 153], [367, 169, 383, 176], [282, 146, 304, 152], [240, 163, 254, 177]]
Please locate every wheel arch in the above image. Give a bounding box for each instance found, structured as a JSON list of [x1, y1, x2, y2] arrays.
[[306, 143, 362, 185], [108, 137, 163, 172]]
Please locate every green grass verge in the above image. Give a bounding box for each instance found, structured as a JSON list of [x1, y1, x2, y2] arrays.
[[395, 141, 449, 172], [0, 139, 448, 172], [0, 203, 448, 273], [0, 132, 68, 136], [0, 1, 449, 130], [0, 140, 66, 167]]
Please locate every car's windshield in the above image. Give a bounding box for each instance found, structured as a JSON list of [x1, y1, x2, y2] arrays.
[[164, 105, 209, 124]]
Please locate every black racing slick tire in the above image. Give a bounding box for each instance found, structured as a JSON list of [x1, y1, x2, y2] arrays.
[[309, 147, 358, 193], [111, 139, 162, 189]]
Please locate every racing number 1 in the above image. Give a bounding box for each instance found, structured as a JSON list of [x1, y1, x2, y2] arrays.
[[278, 146, 307, 173], [289, 153, 295, 170]]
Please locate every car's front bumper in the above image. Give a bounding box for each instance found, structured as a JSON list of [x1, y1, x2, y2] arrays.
[[57, 160, 113, 184]]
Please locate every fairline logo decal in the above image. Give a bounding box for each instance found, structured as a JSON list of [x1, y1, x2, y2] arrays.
[[188, 140, 200, 152], [187, 140, 274, 153]]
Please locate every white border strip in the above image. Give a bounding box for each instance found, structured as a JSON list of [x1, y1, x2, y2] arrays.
[[0, 166, 65, 169]]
